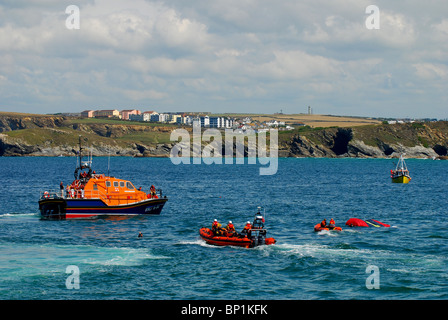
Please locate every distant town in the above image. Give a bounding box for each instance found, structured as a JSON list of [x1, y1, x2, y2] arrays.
[[44, 107, 445, 134], [79, 108, 297, 133]]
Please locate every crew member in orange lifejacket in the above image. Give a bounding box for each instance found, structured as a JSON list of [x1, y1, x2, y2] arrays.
[[241, 221, 252, 237], [150, 185, 158, 199], [328, 218, 335, 229], [320, 219, 327, 228], [225, 221, 236, 236], [212, 219, 222, 235]]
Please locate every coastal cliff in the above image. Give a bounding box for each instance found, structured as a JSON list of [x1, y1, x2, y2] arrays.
[[1, 113, 447, 159], [0, 113, 176, 157], [279, 122, 448, 159]]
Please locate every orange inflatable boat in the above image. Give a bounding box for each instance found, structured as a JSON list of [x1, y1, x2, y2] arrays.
[[199, 228, 276, 248], [200, 212, 276, 248], [314, 223, 342, 232]]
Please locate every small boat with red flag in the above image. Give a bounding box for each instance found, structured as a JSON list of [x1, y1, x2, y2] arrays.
[[199, 208, 276, 248], [38, 136, 168, 219]]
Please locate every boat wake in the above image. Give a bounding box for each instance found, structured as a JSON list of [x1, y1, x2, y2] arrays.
[[315, 229, 340, 236], [0, 243, 168, 281], [0, 212, 37, 218]]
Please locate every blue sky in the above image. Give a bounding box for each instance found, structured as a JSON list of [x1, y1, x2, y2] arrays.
[[0, 0, 447, 118]]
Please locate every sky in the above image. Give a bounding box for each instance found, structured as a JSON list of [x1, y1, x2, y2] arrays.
[[0, 0, 447, 119]]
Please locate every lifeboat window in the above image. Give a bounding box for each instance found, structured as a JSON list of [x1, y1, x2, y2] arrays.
[[113, 181, 119, 187], [106, 181, 111, 187], [119, 181, 125, 188], [93, 184, 98, 190], [126, 182, 134, 190]]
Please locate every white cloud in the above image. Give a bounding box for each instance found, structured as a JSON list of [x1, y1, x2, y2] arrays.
[[0, 0, 447, 118], [413, 63, 448, 80]]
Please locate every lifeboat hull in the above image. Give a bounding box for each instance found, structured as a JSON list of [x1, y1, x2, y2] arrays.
[[39, 197, 168, 219], [314, 224, 342, 232], [199, 228, 275, 248]]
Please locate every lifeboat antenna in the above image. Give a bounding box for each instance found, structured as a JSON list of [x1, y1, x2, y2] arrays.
[[107, 147, 111, 176]]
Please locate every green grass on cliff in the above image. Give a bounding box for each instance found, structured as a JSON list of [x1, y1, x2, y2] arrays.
[[116, 132, 173, 145], [4, 113, 448, 153], [352, 122, 448, 148], [5, 127, 122, 147], [4, 126, 173, 147]]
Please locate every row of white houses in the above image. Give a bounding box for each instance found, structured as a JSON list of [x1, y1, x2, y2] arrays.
[[81, 109, 235, 128]]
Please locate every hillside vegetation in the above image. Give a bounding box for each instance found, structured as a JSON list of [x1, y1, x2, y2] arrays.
[[1, 112, 447, 158]]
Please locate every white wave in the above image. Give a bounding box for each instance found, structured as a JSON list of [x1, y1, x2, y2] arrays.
[[82, 248, 168, 266], [178, 239, 206, 246], [315, 230, 339, 237], [178, 238, 228, 249], [0, 212, 37, 218], [270, 243, 378, 261]]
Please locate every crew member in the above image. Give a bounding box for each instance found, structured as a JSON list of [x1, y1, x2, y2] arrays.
[[60, 181, 64, 198], [225, 221, 236, 235], [241, 221, 252, 237], [150, 185, 158, 199], [320, 219, 327, 228], [328, 218, 335, 228], [212, 219, 222, 235], [253, 215, 265, 229]]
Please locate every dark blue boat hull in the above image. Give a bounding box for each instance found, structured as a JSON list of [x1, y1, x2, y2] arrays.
[[39, 197, 168, 219]]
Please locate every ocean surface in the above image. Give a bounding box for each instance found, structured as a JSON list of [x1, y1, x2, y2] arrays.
[[0, 156, 447, 300]]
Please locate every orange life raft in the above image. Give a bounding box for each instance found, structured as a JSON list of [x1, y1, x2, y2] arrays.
[[314, 223, 342, 232]]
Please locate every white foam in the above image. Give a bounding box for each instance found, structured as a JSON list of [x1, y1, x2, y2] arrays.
[[0, 212, 37, 218]]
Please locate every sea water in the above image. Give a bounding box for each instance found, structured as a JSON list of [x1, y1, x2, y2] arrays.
[[0, 156, 447, 300]]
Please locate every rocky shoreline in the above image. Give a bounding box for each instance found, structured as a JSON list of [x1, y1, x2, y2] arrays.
[[1, 113, 448, 159], [280, 126, 448, 159]]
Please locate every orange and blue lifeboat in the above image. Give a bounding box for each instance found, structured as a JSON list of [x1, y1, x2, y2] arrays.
[[39, 173, 167, 219], [38, 138, 167, 219]]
